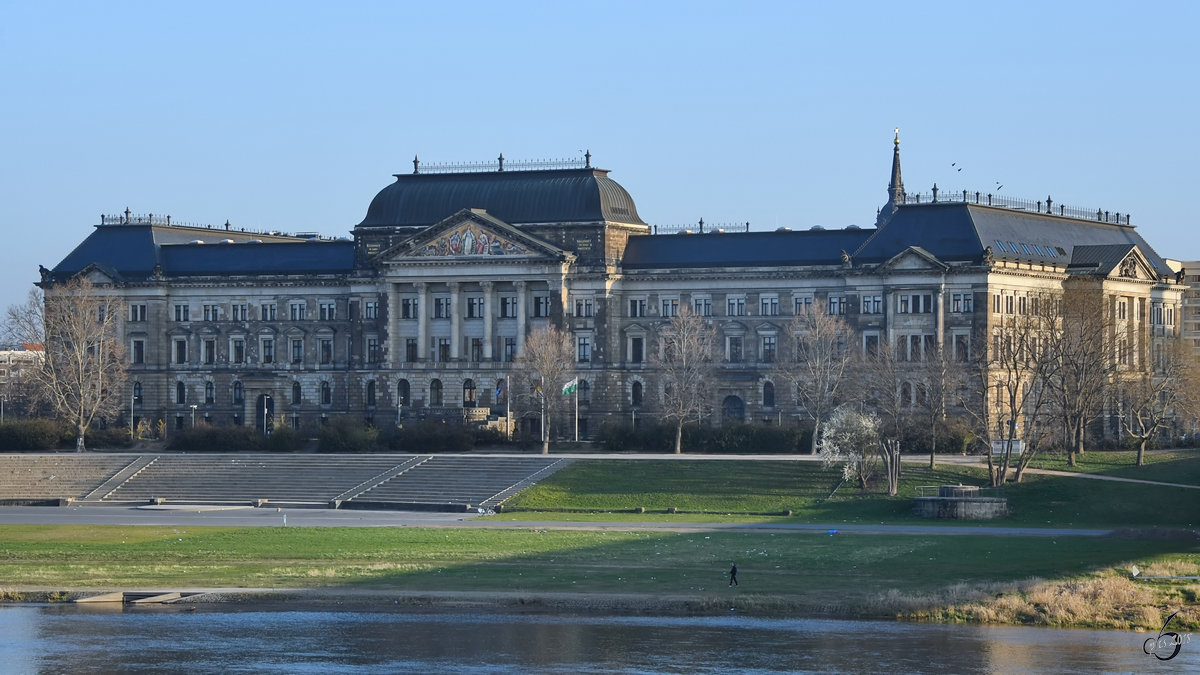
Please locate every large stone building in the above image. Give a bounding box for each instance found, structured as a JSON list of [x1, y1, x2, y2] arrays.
[[40, 140, 1186, 439]]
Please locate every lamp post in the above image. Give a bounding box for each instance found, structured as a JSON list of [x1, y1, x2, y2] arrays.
[[263, 394, 272, 435], [189, 404, 197, 428]]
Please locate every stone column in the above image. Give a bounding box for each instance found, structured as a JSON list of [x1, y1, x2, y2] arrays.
[[416, 282, 428, 362], [515, 280, 527, 357], [387, 282, 400, 368], [449, 282, 461, 360], [482, 281, 494, 361]]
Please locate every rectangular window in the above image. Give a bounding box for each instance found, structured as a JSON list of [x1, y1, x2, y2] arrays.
[[203, 339, 216, 365], [760, 296, 779, 316], [232, 338, 245, 364], [1018, 296, 1027, 315], [203, 304, 219, 321], [693, 297, 712, 317], [405, 338, 417, 363], [794, 296, 813, 314], [761, 336, 777, 363], [863, 334, 880, 356], [231, 303, 248, 321], [467, 297, 484, 318], [630, 336, 644, 364], [503, 338, 517, 362], [291, 339, 303, 364], [500, 297, 517, 318], [628, 298, 647, 318], [726, 297, 745, 316], [129, 304, 147, 322], [261, 338, 275, 364], [319, 302, 336, 321], [434, 298, 450, 318], [401, 298, 418, 319], [173, 339, 187, 364], [533, 296, 551, 318], [727, 336, 743, 362], [1117, 300, 1128, 320], [861, 295, 883, 314], [951, 293, 973, 313], [261, 303, 277, 321], [993, 294, 1001, 314], [662, 298, 679, 318], [828, 296, 846, 315], [954, 334, 970, 362], [470, 338, 483, 362], [898, 294, 933, 314], [363, 301, 379, 319], [320, 338, 333, 364], [289, 302, 306, 321], [574, 298, 593, 317], [132, 339, 145, 364], [577, 336, 591, 362], [174, 304, 190, 322], [367, 338, 381, 363], [436, 338, 450, 362]]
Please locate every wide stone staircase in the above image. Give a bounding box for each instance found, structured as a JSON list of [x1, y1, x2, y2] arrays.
[[0, 453, 572, 511], [0, 454, 135, 503]]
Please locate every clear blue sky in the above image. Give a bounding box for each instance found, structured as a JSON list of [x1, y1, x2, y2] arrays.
[[3, 1, 1197, 312]]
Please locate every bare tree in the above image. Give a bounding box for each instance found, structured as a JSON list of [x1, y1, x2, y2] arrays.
[[1121, 340, 1197, 466], [964, 305, 1060, 486], [1049, 288, 1116, 466], [853, 336, 908, 449], [652, 306, 717, 454], [5, 277, 128, 451], [777, 309, 854, 453], [514, 325, 574, 454], [912, 340, 972, 470]]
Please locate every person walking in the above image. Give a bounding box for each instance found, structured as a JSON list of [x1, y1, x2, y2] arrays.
[[728, 563, 738, 587]]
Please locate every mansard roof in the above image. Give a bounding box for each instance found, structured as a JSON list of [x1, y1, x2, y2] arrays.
[[854, 202, 1173, 277], [622, 228, 873, 270], [48, 223, 353, 281], [356, 168, 646, 228]]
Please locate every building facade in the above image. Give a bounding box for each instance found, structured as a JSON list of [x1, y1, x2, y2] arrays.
[[40, 143, 1186, 439]]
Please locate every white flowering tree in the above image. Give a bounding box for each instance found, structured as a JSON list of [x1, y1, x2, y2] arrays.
[[819, 406, 882, 491]]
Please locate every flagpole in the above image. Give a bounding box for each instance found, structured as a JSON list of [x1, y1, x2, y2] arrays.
[[574, 378, 579, 442], [504, 377, 511, 442]]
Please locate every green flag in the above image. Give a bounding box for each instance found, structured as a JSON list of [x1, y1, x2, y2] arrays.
[[561, 377, 578, 395]]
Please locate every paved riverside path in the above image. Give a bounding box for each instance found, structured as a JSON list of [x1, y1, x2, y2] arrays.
[[0, 504, 1112, 537]]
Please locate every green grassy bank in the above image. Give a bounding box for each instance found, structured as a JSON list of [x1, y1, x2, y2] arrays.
[[0, 524, 1196, 630]]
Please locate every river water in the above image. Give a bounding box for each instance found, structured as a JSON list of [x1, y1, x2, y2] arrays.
[[0, 604, 1192, 674]]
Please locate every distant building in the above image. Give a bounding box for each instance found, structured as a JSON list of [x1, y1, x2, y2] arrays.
[[39, 140, 1186, 441]]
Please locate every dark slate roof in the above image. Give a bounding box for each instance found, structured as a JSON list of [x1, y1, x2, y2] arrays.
[[1066, 244, 1136, 274], [622, 228, 873, 269], [160, 241, 355, 276], [49, 224, 353, 280], [357, 168, 646, 228], [854, 202, 1173, 276]]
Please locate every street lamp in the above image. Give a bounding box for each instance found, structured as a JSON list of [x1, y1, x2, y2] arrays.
[[263, 394, 272, 435], [189, 404, 197, 428]]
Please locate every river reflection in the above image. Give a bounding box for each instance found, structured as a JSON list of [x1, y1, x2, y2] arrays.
[[0, 604, 1191, 674]]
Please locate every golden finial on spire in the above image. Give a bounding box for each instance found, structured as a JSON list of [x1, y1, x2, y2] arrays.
[[894, 127, 900, 146]]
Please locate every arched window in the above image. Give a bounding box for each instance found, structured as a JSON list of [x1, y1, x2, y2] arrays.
[[462, 379, 476, 407], [763, 381, 775, 407], [133, 381, 143, 404], [430, 379, 443, 407], [366, 380, 377, 407], [721, 395, 746, 424], [233, 381, 244, 404], [320, 381, 332, 405], [175, 381, 186, 405], [205, 381, 215, 404], [397, 379, 410, 407], [631, 381, 643, 407], [292, 381, 302, 405], [579, 379, 590, 404]]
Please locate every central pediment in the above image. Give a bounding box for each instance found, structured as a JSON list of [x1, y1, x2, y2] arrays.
[[376, 208, 569, 263]]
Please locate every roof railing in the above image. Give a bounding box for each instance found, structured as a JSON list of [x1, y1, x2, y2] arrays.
[[901, 188, 1133, 226], [654, 220, 751, 235], [410, 153, 591, 175], [99, 209, 327, 239]]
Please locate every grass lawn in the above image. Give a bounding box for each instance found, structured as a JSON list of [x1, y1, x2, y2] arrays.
[[500, 459, 1200, 529], [1, 524, 1196, 629], [1026, 449, 1200, 486]]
